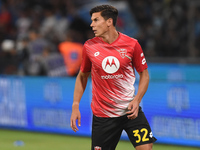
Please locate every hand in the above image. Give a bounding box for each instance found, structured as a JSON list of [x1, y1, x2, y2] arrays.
[[126, 99, 140, 120], [70, 106, 81, 132]]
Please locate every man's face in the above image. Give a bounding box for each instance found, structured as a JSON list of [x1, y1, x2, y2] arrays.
[[90, 12, 110, 37]]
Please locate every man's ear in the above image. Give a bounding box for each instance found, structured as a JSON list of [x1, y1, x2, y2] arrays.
[[107, 18, 113, 27]]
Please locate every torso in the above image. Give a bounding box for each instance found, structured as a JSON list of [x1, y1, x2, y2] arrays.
[[81, 32, 147, 117]]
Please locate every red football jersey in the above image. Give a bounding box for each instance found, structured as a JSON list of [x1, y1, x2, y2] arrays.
[[81, 32, 148, 117]]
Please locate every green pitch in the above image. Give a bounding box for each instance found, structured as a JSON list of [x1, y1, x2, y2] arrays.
[[0, 129, 199, 150]]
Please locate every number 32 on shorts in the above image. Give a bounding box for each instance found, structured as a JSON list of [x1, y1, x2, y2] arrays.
[[133, 128, 149, 143]]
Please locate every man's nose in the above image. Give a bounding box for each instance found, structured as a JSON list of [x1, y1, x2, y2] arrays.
[[90, 22, 94, 27]]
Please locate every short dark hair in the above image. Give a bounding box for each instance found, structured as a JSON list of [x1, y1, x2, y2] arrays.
[[90, 5, 118, 26]]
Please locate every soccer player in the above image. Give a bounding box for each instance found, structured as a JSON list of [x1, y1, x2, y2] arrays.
[[70, 4, 157, 150]]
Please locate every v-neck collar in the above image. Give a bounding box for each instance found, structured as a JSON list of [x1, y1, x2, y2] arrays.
[[98, 32, 121, 46]]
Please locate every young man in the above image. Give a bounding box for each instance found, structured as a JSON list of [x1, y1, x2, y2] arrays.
[[70, 5, 157, 150]]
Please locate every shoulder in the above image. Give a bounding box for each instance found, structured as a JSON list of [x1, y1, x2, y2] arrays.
[[119, 32, 138, 45], [84, 37, 101, 47]]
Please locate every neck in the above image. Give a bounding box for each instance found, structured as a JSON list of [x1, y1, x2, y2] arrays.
[[101, 30, 119, 44]]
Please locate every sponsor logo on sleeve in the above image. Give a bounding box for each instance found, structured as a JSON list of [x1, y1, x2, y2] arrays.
[[142, 58, 146, 65]]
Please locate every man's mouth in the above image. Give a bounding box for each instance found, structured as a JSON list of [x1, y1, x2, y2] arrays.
[[93, 30, 97, 33]]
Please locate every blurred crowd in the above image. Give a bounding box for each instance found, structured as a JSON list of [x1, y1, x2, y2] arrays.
[[0, 0, 92, 76], [128, 0, 200, 58], [0, 0, 200, 76]]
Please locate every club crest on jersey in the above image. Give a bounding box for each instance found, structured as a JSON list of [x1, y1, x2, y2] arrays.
[[94, 146, 101, 150], [119, 49, 127, 58]]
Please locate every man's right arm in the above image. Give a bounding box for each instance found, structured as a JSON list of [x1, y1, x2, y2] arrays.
[[70, 71, 90, 132]]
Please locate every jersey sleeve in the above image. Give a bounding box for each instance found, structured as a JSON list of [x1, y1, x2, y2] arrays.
[[80, 44, 92, 72], [132, 41, 148, 72]]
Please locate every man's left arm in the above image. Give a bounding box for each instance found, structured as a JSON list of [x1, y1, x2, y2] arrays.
[[126, 68, 149, 119]]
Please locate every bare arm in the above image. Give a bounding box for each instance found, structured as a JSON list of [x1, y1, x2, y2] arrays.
[[126, 68, 149, 119], [70, 71, 90, 132]]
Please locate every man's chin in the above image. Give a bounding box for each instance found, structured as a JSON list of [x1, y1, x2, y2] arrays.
[[94, 32, 101, 37]]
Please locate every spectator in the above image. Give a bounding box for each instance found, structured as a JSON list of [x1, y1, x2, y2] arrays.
[[15, 9, 32, 39], [25, 29, 56, 76], [58, 30, 83, 76], [194, 7, 200, 56], [0, 39, 20, 74], [0, 3, 12, 42], [16, 36, 30, 75]]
